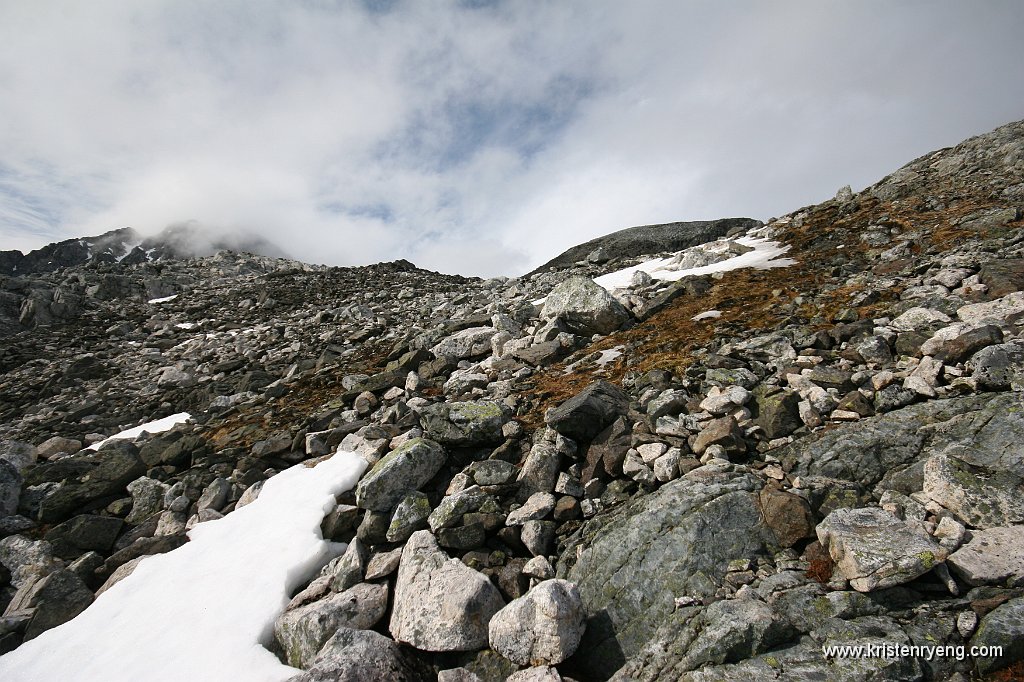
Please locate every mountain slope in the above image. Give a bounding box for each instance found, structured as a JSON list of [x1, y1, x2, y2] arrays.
[[1, 119, 1023, 680]]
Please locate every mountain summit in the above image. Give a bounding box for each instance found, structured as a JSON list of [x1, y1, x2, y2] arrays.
[[0, 223, 289, 276]]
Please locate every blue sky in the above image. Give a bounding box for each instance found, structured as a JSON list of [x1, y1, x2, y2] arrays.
[[1, 0, 1023, 276]]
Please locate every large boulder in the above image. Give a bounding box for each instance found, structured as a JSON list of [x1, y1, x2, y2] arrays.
[[922, 453, 1024, 528], [556, 473, 774, 679], [274, 583, 389, 668], [354, 438, 446, 512], [34, 442, 146, 523], [287, 627, 429, 681], [430, 327, 498, 360], [780, 392, 1024, 491], [390, 530, 505, 652], [815, 506, 947, 592], [540, 277, 631, 336], [6, 569, 94, 639], [44, 514, 124, 559], [971, 596, 1024, 676], [545, 380, 629, 443], [611, 597, 795, 680], [420, 401, 509, 447], [947, 526, 1024, 586], [488, 579, 586, 666]]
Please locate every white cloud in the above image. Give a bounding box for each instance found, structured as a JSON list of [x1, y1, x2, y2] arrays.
[[1, 0, 1023, 275]]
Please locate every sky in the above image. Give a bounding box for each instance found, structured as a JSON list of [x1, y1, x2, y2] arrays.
[[1, 0, 1023, 277]]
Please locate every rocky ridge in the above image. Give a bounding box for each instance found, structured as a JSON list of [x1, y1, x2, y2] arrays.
[[1, 119, 1024, 680]]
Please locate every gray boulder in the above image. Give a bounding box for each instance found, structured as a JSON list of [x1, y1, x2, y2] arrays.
[[544, 380, 629, 443], [556, 473, 773, 678], [612, 598, 795, 680], [970, 342, 1024, 390], [816, 506, 947, 592], [0, 459, 22, 517], [541, 276, 631, 336], [354, 438, 446, 512], [44, 514, 124, 559], [420, 401, 508, 447], [971, 596, 1024, 676], [488, 579, 585, 666], [780, 392, 1024, 491], [390, 530, 505, 652], [387, 492, 431, 543], [431, 327, 498, 360], [922, 453, 1024, 527], [287, 627, 428, 681], [275, 583, 388, 668], [326, 538, 368, 593], [31, 441, 146, 523], [6, 569, 94, 639], [947, 526, 1024, 586]]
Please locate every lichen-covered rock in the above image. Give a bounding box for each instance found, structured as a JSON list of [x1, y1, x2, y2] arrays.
[[275, 582, 389, 668], [969, 342, 1024, 390], [287, 627, 429, 681], [947, 526, 1024, 586], [971, 596, 1024, 676], [922, 453, 1024, 528], [354, 438, 446, 512], [430, 326, 498, 360], [420, 401, 508, 447], [780, 392, 1024, 490], [816, 506, 947, 592], [326, 537, 368, 593], [540, 276, 631, 336], [387, 491, 431, 543], [488, 579, 585, 666], [611, 598, 795, 680], [556, 473, 773, 678], [390, 530, 505, 652]]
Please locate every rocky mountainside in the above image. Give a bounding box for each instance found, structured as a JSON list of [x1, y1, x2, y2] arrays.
[[0, 222, 288, 277], [1, 119, 1024, 681]]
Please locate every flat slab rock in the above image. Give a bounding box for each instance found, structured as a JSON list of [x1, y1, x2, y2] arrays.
[[923, 453, 1024, 528], [816, 506, 948, 592], [948, 526, 1024, 587]]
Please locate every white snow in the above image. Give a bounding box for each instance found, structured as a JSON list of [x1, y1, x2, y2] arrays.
[[593, 236, 795, 291], [0, 449, 368, 682], [595, 346, 624, 367], [148, 294, 178, 304], [86, 412, 192, 450], [116, 241, 142, 262], [533, 236, 795, 306], [175, 322, 197, 330], [692, 310, 722, 321]]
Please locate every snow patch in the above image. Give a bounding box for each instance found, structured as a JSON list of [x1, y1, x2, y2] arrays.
[[692, 310, 722, 321], [148, 295, 178, 304], [175, 322, 197, 330], [533, 235, 795, 306], [87, 412, 191, 450], [0, 449, 368, 682], [593, 236, 795, 291]]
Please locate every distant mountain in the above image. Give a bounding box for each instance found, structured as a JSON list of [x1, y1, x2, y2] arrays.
[[0, 223, 289, 275]]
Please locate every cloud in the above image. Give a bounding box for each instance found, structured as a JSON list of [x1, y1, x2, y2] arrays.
[[1, 0, 1023, 276]]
